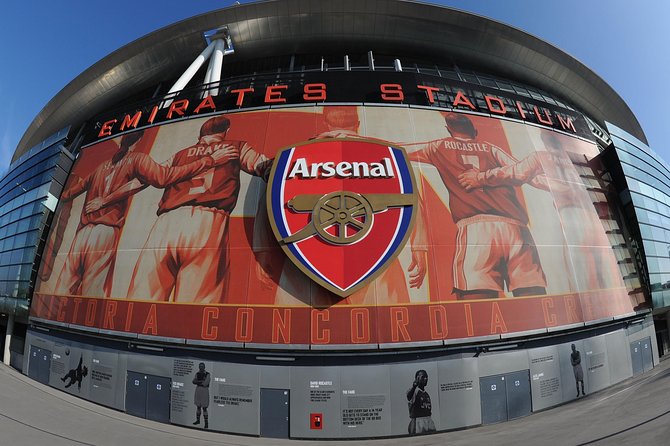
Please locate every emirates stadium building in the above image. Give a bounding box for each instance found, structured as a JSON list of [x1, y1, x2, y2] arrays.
[[2, 0, 668, 438]]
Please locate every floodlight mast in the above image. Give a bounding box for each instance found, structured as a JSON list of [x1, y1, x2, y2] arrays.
[[164, 25, 235, 106]]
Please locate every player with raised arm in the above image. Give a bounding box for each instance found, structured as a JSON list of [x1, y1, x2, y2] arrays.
[[406, 369, 436, 434], [55, 130, 224, 297], [126, 115, 272, 303], [405, 112, 546, 300]]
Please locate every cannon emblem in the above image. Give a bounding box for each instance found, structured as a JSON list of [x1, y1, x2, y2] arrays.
[[282, 191, 415, 245]]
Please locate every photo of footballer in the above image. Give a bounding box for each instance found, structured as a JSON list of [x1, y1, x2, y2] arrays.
[[570, 344, 586, 397], [192, 362, 211, 429], [406, 369, 436, 435]]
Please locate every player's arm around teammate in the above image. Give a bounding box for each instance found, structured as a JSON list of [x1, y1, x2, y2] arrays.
[[133, 143, 238, 188], [238, 142, 273, 180], [84, 144, 238, 214], [458, 149, 570, 194], [61, 174, 93, 202]]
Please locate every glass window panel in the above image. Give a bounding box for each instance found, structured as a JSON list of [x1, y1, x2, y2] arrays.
[[644, 241, 657, 256], [647, 211, 662, 226], [16, 282, 29, 299], [25, 230, 38, 247], [640, 225, 652, 239], [14, 232, 27, 248], [496, 81, 515, 92], [9, 249, 22, 264], [512, 85, 530, 97], [19, 203, 34, 219], [479, 77, 497, 88], [647, 257, 660, 273], [652, 226, 665, 240], [645, 197, 659, 212], [7, 265, 19, 281], [461, 73, 479, 84], [24, 187, 38, 203], [639, 181, 655, 197], [16, 218, 30, 234], [21, 246, 35, 263], [32, 201, 44, 214], [9, 209, 20, 222]]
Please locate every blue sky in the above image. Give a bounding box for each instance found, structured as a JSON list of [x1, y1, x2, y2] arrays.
[[1, 0, 668, 171]]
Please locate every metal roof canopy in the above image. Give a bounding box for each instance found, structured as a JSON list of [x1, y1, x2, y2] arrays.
[[13, 0, 646, 161]]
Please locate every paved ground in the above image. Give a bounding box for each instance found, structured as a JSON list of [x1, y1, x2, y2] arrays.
[[1, 359, 669, 445]]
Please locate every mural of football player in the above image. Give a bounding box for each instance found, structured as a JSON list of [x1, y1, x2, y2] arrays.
[[125, 115, 272, 303], [54, 131, 220, 297], [405, 112, 547, 300], [254, 106, 428, 306], [458, 129, 623, 292]]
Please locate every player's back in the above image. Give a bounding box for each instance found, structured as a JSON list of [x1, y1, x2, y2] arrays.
[[158, 140, 246, 214], [80, 153, 145, 228], [416, 137, 529, 224]]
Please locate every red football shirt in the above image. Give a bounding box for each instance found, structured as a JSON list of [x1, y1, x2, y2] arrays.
[[64, 151, 212, 228], [158, 140, 270, 214], [408, 137, 529, 224]]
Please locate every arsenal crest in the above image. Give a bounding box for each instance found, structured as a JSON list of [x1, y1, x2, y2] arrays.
[[267, 138, 418, 297]]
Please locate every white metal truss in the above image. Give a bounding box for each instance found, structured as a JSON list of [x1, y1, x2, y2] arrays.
[[163, 26, 234, 106]]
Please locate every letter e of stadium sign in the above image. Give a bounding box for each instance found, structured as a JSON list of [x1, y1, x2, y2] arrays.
[[267, 138, 418, 297]]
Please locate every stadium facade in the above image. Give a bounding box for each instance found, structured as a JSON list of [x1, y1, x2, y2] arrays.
[[1, 0, 668, 438]]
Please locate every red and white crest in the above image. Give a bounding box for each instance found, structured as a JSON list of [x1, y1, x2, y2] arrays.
[[267, 138, 417, 297]]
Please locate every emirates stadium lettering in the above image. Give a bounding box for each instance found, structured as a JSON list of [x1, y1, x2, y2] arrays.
[[89, 73, 585, 144]]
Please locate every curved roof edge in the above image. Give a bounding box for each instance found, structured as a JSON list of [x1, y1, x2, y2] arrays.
[[13, 0, 646, 161]]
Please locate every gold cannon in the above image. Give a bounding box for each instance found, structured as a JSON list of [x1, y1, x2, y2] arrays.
[[281, 191, 416, 245]]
